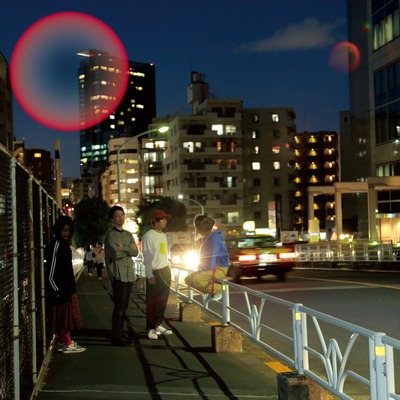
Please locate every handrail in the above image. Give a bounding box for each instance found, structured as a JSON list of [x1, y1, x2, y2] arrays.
[[170, 265, 400, 400]]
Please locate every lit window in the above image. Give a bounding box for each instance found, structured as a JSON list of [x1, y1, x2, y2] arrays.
[[309, 149, 317, 156], [253, 146, 259, 154], [272, 113, 279, 122], [252, 162, 261, 170], [273, 161, 280, 170], [308, 135, 317, 143], [272, 146, 280, 154], [253, 194, 261, 203], [310, 162, 318, 169], [310, 175, 318, 183], [226, 125, 236, 135], [252, 114, 259, 122], [212, 124, 223, 135], [251, 130, 259, 139], [34, 153, 42, 158], [295, 191, 302, 197]]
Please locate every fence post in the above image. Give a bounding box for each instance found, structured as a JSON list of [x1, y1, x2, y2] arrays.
[[39, 188, 47, 358], [221, 281, 230, 326], [11, 157, 20, 400], [292, 304, 307, 374], [28, 176, 38, 386], [371, 332, 388, 400]]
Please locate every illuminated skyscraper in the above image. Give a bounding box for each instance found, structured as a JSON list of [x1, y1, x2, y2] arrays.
[[78, 49, 156, 176]]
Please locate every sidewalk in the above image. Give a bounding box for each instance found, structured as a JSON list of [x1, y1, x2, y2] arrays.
[[35, 271, 280, 400]]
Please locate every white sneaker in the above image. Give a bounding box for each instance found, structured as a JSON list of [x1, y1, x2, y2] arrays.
[[148, 329, 158, 340], [205, 293, 222, 303], [155, 324, 173, 335], [63, 341, 86, 354], [212, 293, 222, 301]]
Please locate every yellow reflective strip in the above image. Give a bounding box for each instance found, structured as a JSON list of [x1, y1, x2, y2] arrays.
[[375, 346, 386, 357], [266, 361, 292, 373], [295, 312, 301, 321]]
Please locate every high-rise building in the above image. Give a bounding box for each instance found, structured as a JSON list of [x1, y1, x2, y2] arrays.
[[292, 131, 340, 232], [343, 0, 400, 239], [78, 50, 156, 176], [0, 52, 13, 152]]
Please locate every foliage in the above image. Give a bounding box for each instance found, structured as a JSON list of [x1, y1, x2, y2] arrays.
[[135, 197, 187, 239], [73, 197, 111, 248]]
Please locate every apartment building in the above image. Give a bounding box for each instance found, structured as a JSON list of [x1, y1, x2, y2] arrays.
[[161, 109, 243, 233], [242, 108, 297, 233]]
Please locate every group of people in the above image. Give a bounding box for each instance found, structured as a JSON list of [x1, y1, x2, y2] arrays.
[[84, 242, 105, 280], [44, 205, 230, 353]]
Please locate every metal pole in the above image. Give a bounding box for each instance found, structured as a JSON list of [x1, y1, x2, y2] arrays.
[[179, 196, 204, 214], [11, 157, 20, 400]]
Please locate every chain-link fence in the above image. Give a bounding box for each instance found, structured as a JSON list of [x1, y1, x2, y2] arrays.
[[0, 145, 60, 400]]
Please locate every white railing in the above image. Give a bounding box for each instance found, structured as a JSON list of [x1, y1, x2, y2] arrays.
[[170, 266, 400, 400], [295, 241, 400, 263]]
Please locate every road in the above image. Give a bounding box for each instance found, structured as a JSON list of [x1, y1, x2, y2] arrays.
[[232, 267, 400, 339]]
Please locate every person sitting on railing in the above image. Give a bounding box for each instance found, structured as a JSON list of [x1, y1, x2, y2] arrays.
[[184, 216, 229, 302]]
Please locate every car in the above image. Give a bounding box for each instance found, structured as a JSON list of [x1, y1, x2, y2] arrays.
[[225, 235, 297, 283]]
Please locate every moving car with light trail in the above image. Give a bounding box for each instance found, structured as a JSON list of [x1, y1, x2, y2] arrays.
[[225, 235, 296, 283]]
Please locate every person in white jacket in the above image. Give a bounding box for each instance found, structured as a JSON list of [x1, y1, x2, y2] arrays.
[[142, 209, 173, 340]]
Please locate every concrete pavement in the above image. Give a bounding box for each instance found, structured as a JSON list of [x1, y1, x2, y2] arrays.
[[34, 270, 282, 400]]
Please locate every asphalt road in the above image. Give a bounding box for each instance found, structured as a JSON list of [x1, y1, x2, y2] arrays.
[[232, 267, 400, 339]]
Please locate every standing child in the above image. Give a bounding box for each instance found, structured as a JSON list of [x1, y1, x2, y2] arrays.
[[45, 215, 86, 353], [93, 241, 105, 281], [84, 245, 94, 276]]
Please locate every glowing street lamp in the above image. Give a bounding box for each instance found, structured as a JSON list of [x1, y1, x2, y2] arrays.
[[178, 194, 204, 215], [117, 126, 169, 203]]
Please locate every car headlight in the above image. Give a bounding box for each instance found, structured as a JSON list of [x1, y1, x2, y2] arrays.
[[183, 251, 199, 270]]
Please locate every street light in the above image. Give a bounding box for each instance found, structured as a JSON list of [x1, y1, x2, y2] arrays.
[[117, 126, 169, 203], [178, 194, 204, 215]]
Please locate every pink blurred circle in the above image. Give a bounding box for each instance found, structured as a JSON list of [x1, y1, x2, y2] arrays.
[[10, 12, 129, 131], [329, 41, 360, 74]]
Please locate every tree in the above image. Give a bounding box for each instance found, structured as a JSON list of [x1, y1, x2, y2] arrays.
[[73, 197, 111, 248], [135, 197, 187, 239]]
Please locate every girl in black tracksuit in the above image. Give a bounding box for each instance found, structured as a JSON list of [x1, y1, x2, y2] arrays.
[[45, 216, 85, 353]]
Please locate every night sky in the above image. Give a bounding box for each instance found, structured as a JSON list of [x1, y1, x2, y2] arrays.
[[0, 0, 349, 178]]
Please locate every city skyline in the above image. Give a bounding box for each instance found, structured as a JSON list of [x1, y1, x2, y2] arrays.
[[1, 0, 349, 177]]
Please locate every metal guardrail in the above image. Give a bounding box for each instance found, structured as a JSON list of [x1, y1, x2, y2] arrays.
[[295, 241, 400, 263], [170, 266, 400, 400]]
